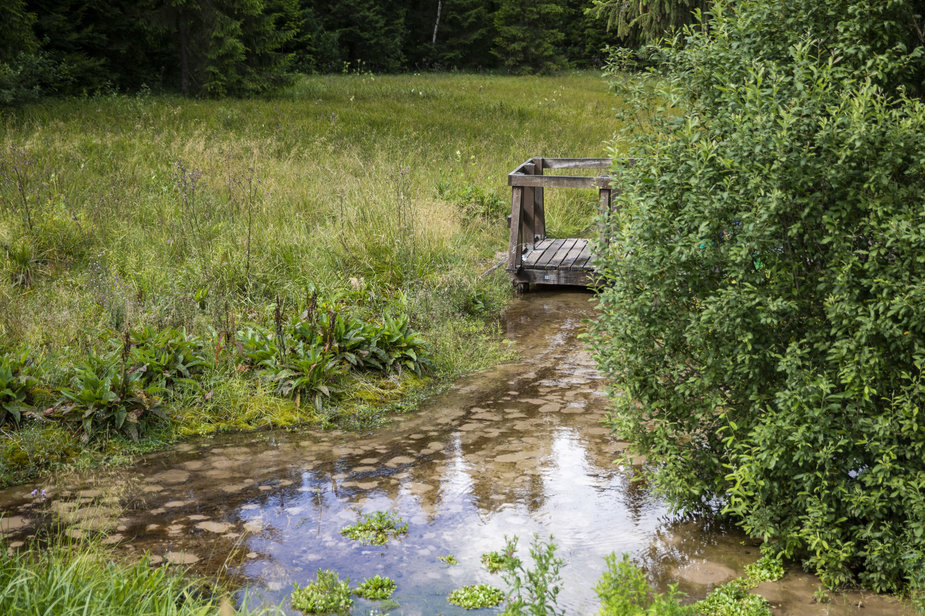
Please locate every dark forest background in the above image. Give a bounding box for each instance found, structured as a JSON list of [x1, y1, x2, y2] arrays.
[[1, 0, 632, 102]]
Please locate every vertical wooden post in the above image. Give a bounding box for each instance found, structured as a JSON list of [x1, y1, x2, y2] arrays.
[[507, 186, 524, 275], [521, 163, 535, 250], [598, 188, 612, 247], [532, 157, 545, 241]]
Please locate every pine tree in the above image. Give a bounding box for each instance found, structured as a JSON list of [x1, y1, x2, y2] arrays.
[[588, 0, 709, 46], [492, 0, 566, 74], [437, 0, 499, 69]]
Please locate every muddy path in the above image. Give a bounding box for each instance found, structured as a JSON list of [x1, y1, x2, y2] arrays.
[[0, 291, 911, 615]]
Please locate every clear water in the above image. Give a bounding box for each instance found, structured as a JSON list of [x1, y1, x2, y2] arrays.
[[0, 292, 910, 615]]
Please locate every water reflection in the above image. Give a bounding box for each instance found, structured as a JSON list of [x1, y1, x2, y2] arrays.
[[0, 292, 910, 615]]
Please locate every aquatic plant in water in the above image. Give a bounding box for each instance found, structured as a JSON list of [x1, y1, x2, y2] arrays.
[[481, 548, 520, 574], [447, 584, 504, 609], [354, 575, 396, 600], [498, 535, 564, 616], [291, 569, 352, 615], [439, 554, 458, 566], [340, 511, 408, 546]]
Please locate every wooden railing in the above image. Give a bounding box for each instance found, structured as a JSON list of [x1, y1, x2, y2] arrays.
[[506, 157, 617, 279]]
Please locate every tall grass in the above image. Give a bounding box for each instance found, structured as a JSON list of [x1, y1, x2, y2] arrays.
[[0, 71, 625, 482], [0, 536, 278, 616]]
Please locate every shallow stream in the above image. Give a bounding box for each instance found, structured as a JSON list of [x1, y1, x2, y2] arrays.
[[0, 292, 911, 615]]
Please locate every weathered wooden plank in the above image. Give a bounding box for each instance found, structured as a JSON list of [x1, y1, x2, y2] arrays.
[[522, 267, 591, 286], [543, 158, 612, 170], [569, 243, 593, 270], [544, 238, 577, 270], [560, 239, 587, 269], [522, 239, 555, 268], [598, 188, 613, 247], [508, 174, 611, 189], [519, 163, 536, 249], [532, 157, 545, 241], [534, 238, 565, 269], [507, 186, 523, 275]]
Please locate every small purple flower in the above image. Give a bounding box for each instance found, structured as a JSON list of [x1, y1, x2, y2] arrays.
[[30, 488, 47, 501]]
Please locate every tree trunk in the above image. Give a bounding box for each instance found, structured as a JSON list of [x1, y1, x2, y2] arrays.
[[432, 0, 442, 45]]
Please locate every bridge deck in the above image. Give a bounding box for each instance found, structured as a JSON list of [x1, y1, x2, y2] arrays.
[[518, 238, 595, 286]]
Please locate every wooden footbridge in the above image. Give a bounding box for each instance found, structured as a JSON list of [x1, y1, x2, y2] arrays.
[[506, 157, 614, 290]]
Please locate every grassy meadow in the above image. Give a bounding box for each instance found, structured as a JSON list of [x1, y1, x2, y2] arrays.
[[0, 71, 624, 485]]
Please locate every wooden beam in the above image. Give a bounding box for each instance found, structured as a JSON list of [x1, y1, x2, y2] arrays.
[[508, 174, 611, 189], [598, 188, 612, 247], [532, 156, 545, 241], [520, 163, 535, 249], [507, 186, 524, 275], [543, 158, 612, 170]]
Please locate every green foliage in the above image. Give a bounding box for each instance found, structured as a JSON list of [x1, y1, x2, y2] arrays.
[[447, 584, 505, 610], [128, 326, 209, 389], [437, 180, 507, 222], [52, 351, 165, 442], [0, 536, 276, 616], [493, 0, 566, 74], [291, 569, 353, 615], [354, 575, 397, 601], [595, 554, 781, 616], [589, 0, 709, 45], [0, 71, 618, 483], [482, 549, 521, 574], [591, 0, 925, 593], [742, 556, 784, 586], [0, 348, 41, 427], [439, 554, 458, 566], [693, 584, 771, 616], [376, 314, 433, 376], [498, 535, 564, 616], [340, 511, 408, 546]]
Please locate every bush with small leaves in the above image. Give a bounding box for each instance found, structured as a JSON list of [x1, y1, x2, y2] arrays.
[[592, 0, 925, 592]]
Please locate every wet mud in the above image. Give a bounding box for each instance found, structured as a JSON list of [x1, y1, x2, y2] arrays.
[[0, 291, 912, 615]]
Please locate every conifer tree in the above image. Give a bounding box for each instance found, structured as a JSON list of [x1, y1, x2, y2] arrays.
[[492, 0, 566, 74]]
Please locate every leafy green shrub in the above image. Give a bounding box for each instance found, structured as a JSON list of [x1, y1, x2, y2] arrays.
[[482, 549, 521, 574], [236, 326, 279, 368], [266, 342, 344, 410], [291, 569, 352, 615], [0, 348, 40, 426], [376, 314, 433, 376], [51, 352, 164, 441], [447, 584, 504, 610], [128, 326, 209, 389], [354, 575, 396, 601], [592, 0, 925, 592], [235, 304, 432, 411], [595, 554, 781, 616], [340, 511, 408, 546], [498, 535, 564, 616], [693, 584, 771, 616]]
